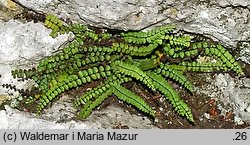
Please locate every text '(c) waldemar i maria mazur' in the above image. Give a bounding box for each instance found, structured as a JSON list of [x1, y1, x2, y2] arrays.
[[19, 131, 138, 141]]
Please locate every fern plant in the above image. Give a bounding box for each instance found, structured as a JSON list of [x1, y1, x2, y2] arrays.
[[9, 14, 244, 123]]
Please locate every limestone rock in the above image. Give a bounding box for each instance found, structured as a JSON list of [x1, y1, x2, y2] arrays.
[[0, 20, 69, 96], [14, 0, 250, 47]]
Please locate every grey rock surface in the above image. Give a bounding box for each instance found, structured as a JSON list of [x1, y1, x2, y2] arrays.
[[196, 73, 250, 125], [0, 104, 156, 129], [0, 20, 68, 65], [239, 42, 250, 64], [213, 0, 250, 7], [214, 74, 250, 124], [0, 20, 69, 96], [15, 0, 250, 47]]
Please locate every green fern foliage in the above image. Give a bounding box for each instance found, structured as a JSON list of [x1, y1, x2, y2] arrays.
[[9, 14, 245, 124], [146, 71, 194, 122], [44, 14, 69, 37], [79, 88, 112, 119], [155, 64, 194, 92], [112, 83, 155, 117], [113, 60, 156, 91], [204, 45, 244, 76], [177, 61, 228, 72], [121, 25, 175, 44]]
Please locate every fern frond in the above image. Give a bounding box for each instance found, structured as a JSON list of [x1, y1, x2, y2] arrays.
[[35, 52, 111, 93], [79, 88, 112, 119], [74, 84, 109, 107], [128, 55, 160, 71], [165, 35, 191, 47], [155, 64, 194, 92], [112, 83, 155, 117], [44, 14, 69, 37], [76, 74, 132, 118], [111, 43, 158, 56], [163, 43, 198, 58], [121, 25, 175, 44], [36, 65, 112, 114], [113, 60, 155, 91], [146, 71, 194, 122], [74, 74, 132, 107], [11, 68, 36, 79], [204, 45, 244, 76], [172, 61, 228, 73], [70, 23, 112, 42]]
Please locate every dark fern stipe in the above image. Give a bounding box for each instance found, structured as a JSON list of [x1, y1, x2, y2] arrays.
[[10, 14, 244, 123]]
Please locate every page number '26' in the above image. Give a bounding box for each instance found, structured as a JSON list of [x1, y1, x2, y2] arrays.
[[233, 132, 247, 140]]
